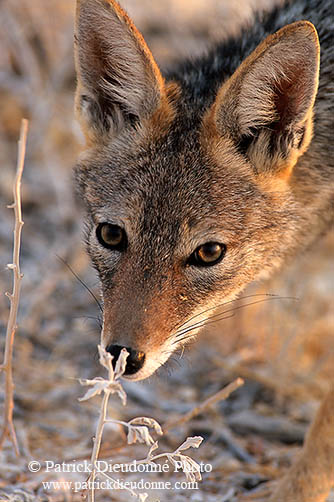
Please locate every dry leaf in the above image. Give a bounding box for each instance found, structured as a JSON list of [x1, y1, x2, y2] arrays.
[[175, 436, 203, 453], [129, 417, 163, 435]]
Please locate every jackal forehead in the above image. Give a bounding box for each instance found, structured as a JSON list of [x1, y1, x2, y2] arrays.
[[76, 131, 260, 261], [76, 126, 209, 212]]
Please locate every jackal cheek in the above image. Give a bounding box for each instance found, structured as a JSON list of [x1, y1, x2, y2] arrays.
[[173, 291, 241, 341]]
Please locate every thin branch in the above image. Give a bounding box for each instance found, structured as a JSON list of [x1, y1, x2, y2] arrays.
[[0, 118, 28, 455], [164, 378, 244, 432], [89, 391, 110, 502]]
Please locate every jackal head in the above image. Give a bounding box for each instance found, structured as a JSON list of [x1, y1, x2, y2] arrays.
[[74, 0, 320, 379]]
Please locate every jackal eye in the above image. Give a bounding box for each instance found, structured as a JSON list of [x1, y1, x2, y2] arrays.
[[96, 223, 127, 250], [190, 242, 226, 267]]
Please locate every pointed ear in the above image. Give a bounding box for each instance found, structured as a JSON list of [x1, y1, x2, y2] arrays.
[[212, 21, 320, 178], [74, 0, 165, 142]]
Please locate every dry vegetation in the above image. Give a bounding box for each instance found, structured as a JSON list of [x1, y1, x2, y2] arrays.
[[0, 0, 333, 501]]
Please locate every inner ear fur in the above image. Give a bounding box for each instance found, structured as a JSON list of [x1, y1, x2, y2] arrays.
[[212, 21, 320, 178], [74, 0, 165, 143]]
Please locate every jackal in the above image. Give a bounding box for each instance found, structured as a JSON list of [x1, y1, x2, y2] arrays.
[[74, 0, 333, 380]]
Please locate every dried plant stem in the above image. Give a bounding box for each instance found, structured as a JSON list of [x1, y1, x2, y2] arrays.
[[0, 119, 28, 455], [81, 348, 206, 502], [85, 387, 148, 502], [88, 390, 110, 502], [164, 377, 244, 432]]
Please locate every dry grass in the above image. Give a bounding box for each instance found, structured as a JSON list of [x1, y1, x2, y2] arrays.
[[0, 0, 333, 501]]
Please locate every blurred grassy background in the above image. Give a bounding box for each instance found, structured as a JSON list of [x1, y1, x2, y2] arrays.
[[0, 0, 333, 500]]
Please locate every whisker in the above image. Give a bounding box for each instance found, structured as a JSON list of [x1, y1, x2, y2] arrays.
[[56, 255, 103, 313], [173, 295, 297, 339], [173, 313, 237, 345], [173, 338, 199, 355], [167, 354, 183, 370], [72, 315, 103, 329], [171, 293, 280, 334]]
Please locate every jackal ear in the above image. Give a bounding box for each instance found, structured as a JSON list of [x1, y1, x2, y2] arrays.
[[213, 21, 320, 178], [74, 0, 164, 142]]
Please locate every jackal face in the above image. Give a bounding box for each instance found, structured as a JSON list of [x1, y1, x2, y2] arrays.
[[74, 0, 319, 379]]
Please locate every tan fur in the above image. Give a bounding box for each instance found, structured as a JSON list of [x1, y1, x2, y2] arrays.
[[144, 82, 181, 139], [269, 388, 334, 502]]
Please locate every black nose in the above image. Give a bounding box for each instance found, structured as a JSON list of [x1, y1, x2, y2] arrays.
[[106, 344, 146, 375]]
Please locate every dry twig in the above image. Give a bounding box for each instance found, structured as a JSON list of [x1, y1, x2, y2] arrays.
[[0, 118, 28, 455], [80, 346, 205, 502], [80, 346, 149, 502], [164, 378, 244, 432]]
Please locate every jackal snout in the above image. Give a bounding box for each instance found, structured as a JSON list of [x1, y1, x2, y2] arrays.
[[106, 344, 146, 375], [99, 268, 198, 380]]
